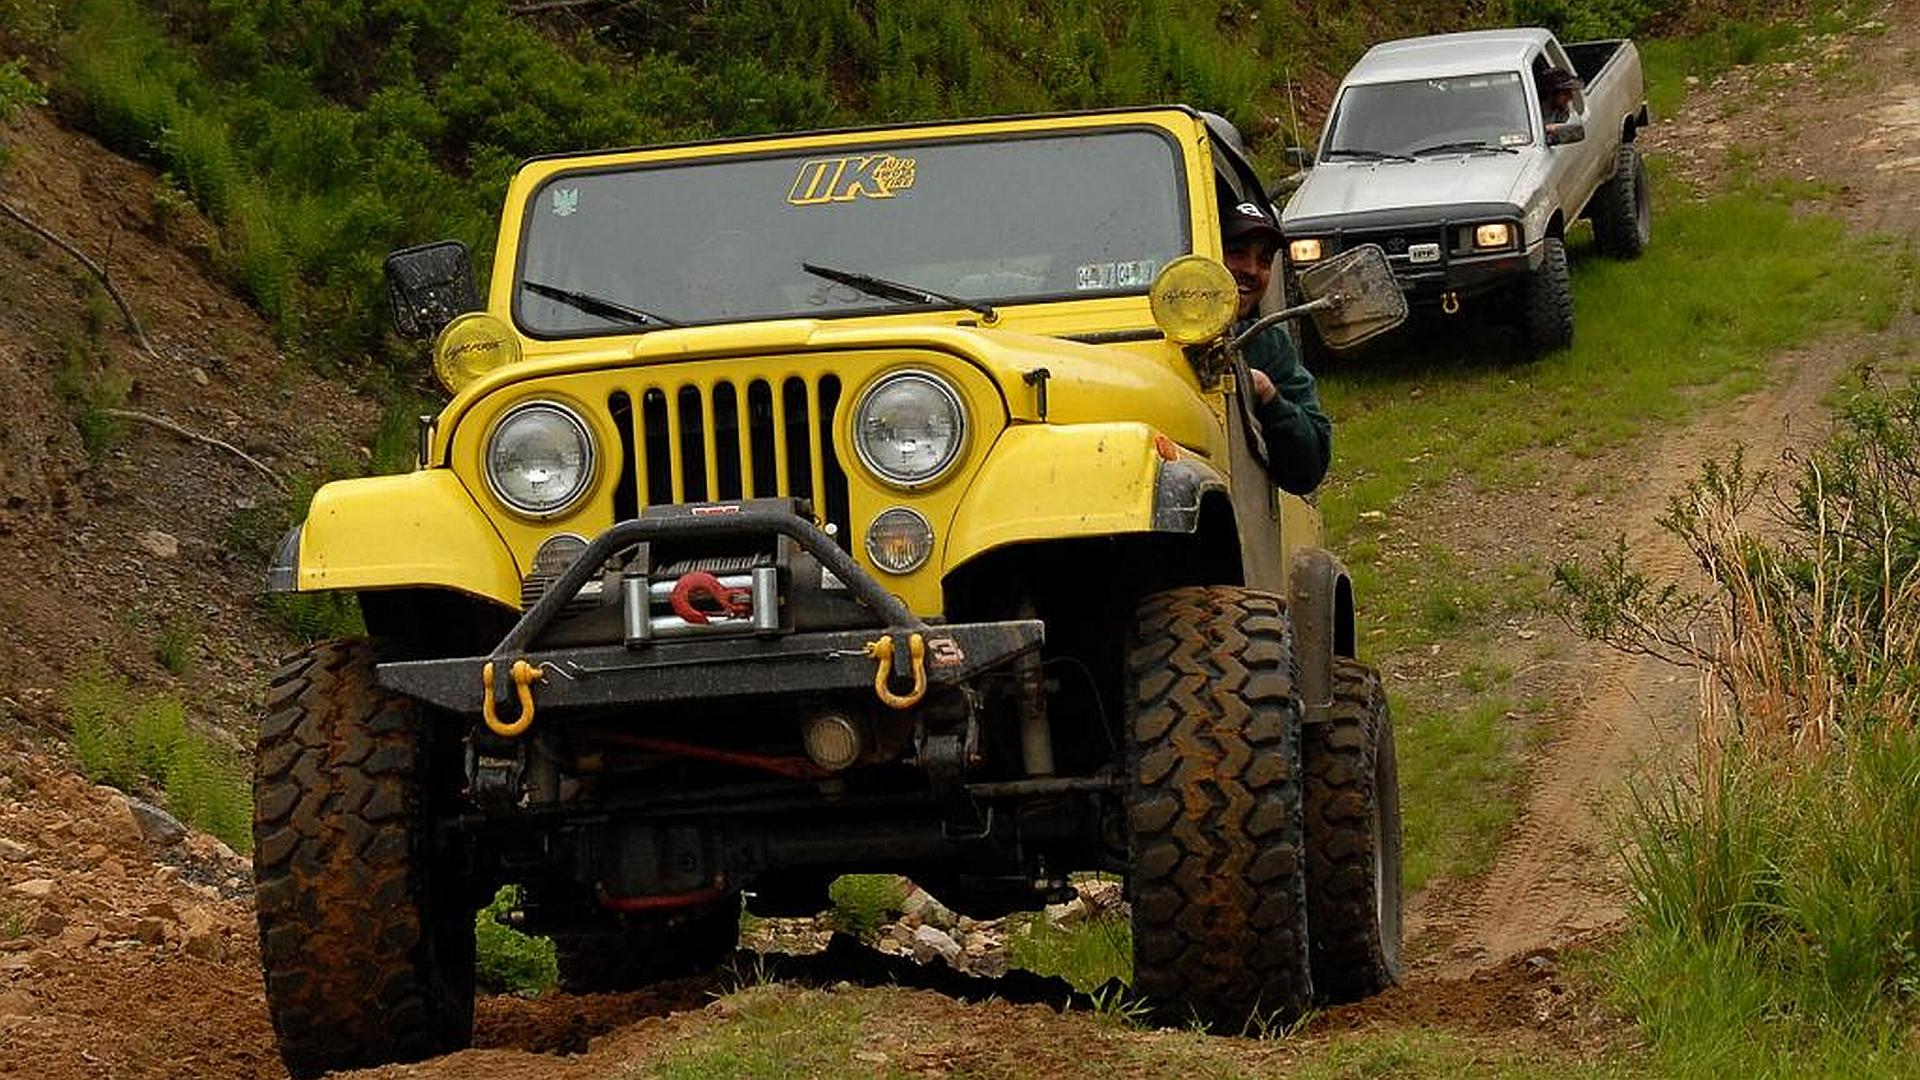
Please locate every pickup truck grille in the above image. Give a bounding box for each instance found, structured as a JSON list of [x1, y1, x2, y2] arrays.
[[605, 374, 853, 547], [1349, 227, 1448, 267]]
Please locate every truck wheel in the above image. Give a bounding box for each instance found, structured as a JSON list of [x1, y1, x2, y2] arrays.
[[254, 639, 477, 1079], [1520, 236, 1574, 356], [1304, 658, 1403, 1003], [553, 897, 742, 994], [1591, 145, 1651, 259], [1125, 586, 1311, 1028]]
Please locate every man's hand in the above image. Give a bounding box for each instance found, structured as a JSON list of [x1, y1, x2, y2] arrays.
[[1249, 367, 1278, 404]]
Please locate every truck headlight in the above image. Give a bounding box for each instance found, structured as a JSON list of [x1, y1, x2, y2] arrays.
[[1474, 223, 1514, 249], [1288, 238, 1325, 263], [866, 507, 935, 574], [853, 371, 967, 488], [485, 401, 595, 517]]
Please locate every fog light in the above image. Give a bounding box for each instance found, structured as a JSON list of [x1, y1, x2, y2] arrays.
[[1474, 223, 1513, 249], [865, 507, 934, 575], [1289, 238, 1325, 263], [802, 713, 864, 771]]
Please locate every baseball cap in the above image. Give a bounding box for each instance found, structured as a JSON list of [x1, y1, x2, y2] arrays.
[[1224, 200, 1283, 246], [1541, 68, 1583, 93]]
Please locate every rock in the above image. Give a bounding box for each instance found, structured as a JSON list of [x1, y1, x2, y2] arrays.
[[0, 839, 28, 863], [136, 529, 180, 559], [55, 924, 98, 951], [910, 924, 962, 965], [1076, 879, 1124, 915], [7, 879, 54, 901], [900, 886, 957, 930], [126, 798, 187, 847], [0, 989, 34, 1019], [189, 366, 210, 387], [1044, 897, 1089, 926], [1525, 953, 1558, 976], [30, 911, 65, 937], [131, 918, 168, 945], [96, 791, 146, 850], [142, 900, 180, 923]]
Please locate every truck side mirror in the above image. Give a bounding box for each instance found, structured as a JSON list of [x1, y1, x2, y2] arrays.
[[1283, 145, 1314, 171], [1296, 244, 1408, 350], [385, 240, 478, 340], [1547, 122, 1587, 147]]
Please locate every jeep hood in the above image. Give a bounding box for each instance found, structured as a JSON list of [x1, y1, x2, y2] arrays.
[[1282, 155, 1536, 224]]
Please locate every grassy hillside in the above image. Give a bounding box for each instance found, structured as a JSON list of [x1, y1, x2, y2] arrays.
[[0, 0, 1754, 371]]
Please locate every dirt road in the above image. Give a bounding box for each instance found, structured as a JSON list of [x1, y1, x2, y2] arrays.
[[2, 5, 1917, 1076]]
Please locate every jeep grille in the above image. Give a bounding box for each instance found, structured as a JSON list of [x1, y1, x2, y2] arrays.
[[606, 375, 853, 547]]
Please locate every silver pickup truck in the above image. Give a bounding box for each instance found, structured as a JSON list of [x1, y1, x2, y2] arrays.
[[1279, 29, 1650, 357]]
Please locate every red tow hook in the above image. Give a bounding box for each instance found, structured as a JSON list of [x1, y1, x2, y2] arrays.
[[668, 570, 753, 624]]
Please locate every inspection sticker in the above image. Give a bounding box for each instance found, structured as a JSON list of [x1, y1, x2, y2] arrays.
[[1076, 259, 1157, 291]]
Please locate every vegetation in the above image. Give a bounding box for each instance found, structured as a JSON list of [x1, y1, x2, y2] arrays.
[[1004, 910, 1132, 992], [474, 886, 558, 996], [62, 664, 251, 851], [826, 874, 907, 939], [1557, 377, 1920, 1077]]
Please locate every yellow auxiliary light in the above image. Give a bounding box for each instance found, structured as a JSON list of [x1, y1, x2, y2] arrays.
[[1288, 238, 1325, 263], [1474, 223, 1513, 249], [1148, 256, 1239, 345], [433, 312, 523, 393]]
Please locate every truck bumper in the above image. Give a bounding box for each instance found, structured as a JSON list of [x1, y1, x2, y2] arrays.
[[374, 505, 1044, 715]]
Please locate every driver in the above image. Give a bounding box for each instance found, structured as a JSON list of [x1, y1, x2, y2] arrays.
[[1224, 199, 1332, 495], [1539, 68, 1582, 138]]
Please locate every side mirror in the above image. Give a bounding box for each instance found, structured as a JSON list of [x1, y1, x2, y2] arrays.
[[1283, 145, 1314, 171], [1296, 244, 1408, 350], [385, 240, 478, 340], [1547, 122, 1587, 147]]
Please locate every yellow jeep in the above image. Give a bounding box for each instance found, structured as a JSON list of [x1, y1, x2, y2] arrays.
[[253, 106, 1404, 1076]]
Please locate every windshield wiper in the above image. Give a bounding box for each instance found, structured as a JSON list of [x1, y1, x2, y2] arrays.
[[1322, 147, 1416, 163], [1410, 140, 1520, 156], [522, 280, 682, 328], [800, 262, 997, 322]]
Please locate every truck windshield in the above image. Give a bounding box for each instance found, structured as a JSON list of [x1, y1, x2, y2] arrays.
[[1323, 72, 1533, 160], [514, 128, 1189, 337]]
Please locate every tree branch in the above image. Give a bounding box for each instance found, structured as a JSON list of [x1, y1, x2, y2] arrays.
[[104, 408, 289, 494], [0, 197, 160, 361]]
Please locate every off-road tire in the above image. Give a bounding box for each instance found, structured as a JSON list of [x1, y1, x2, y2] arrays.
[[1303, 658, 1404, 1003], [1591, 144, 1651, 259], [1520, 236, 1574, 356], [254, 639, 477, 1078], [553, 897, 742, 994], [1125, 586, 1311, 1029]]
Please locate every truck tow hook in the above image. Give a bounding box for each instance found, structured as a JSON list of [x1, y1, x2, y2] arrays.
[[1441, 290, 1462, 315]]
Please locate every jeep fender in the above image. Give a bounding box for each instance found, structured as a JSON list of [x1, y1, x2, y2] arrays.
[[1289, 547, 1356, 724], [273, 470, 523, 608], [942, 423, 1230, 573]]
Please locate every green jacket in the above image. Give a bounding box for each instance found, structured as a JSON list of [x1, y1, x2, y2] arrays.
[[1238, 319, 1332, 496]]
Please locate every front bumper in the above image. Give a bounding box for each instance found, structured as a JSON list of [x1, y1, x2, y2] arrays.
[[374, 506, 1043, 716], [1283, 202, 1535, 302]]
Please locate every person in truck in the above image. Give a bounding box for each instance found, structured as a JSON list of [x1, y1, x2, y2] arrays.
[[1538, 65, 1583, 138], [1222, 197, 1333, 495]]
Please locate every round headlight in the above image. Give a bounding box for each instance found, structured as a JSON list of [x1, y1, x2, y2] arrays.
[[485, 402, 595, 517], [866, 507, 935, 575], [854, 372, 967, 487], [1147, 256, 1238, 345]]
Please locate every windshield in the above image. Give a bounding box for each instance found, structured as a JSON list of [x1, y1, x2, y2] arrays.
[[1324, 71, 1533, 159], [514, 128, 1189, 337]]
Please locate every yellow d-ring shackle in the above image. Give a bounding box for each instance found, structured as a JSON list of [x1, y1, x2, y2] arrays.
[[866, 633, 928, 710], [482, 659, 547, 738]]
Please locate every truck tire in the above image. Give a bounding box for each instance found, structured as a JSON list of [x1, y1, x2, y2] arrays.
[[254, 639, 477, 1079], [1125, 586, 1312, 1028], [1303, 658, 1403, 1003], [1591, 145, 1651, 259], [1520, 236, 1574, 356], [553, 898, 742, 994]]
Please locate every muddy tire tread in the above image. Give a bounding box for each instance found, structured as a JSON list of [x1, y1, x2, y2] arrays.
[[1303, 657, 1403, 1003], [253, 639, 473, 1079], [1126, 586, 1311, 1028]]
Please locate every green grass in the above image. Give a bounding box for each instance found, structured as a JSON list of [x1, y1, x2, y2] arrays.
[[52, 332, 130, 461], [1312, 177, 1900, 891], [1608, 740, 1920, 1078], [1005, 911, 1132, 992], [154, 614, 197, 676], [1641, 2, 1875, 120], [63, 665, 251, 851], [826, 874, 908, 939], [474, 886, 558, 996]]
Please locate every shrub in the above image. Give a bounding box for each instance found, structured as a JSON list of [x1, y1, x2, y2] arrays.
[[474, 886, 557, 995], [1556, 375, 1920, 1072], [826, 874, 906, 938], [63, 665, 252, 852]]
